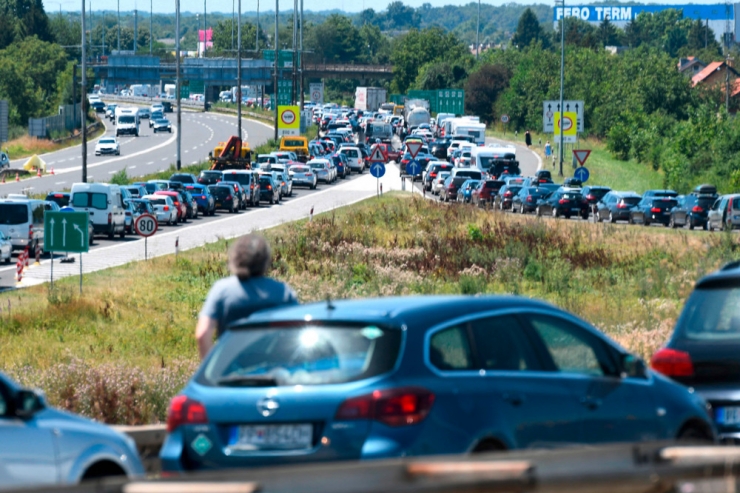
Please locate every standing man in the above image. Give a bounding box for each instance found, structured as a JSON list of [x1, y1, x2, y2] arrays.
[[525, 130, 532, 147], [195, 234, 298, 359]]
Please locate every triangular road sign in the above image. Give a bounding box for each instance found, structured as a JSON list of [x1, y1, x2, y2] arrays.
[[573, 149, 591, 166], [370, 146, 385, 162], [406, 141, 422, 159]]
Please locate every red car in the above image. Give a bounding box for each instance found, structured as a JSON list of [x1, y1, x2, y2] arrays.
[[472, 180, 506, 207], [154, 190, 187, 222]]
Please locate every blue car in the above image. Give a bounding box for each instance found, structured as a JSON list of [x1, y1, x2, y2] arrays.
[[160, 296, 714, 472], [457, 179, 480, 203], [184, 184, 216, 216], [0, 373, 144, 487]]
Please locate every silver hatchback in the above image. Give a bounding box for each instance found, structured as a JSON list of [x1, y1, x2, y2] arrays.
[[290, 165, 318, 189]]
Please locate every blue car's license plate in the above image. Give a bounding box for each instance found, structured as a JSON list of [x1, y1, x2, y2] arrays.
[[228, 423, 313, 450], [716, 406, 740, 425]]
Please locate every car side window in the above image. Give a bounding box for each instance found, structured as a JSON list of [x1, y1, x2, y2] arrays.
[[429, 326, 473, 371], [526, 314, 616, 377], [469, 315, 542, 371], [0, 381, 9, 417]]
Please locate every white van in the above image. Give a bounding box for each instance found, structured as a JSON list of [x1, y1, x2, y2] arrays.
[[70, 183, 126, 239], [115, 107, 140, 137], [450, 119, 486, 146], [0, 198, 44, 252], [339, 146, 364, 173]]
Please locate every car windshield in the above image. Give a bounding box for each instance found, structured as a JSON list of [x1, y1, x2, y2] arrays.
[[45, 194, 70, 207], [198, 324, 402, 386], [652, 198, 678, 208], [222, 173, 251, 186], [561, 193, 582, 200], [696, 197, 715, 209], [677, 287, 740, 341], [118, 116, 135, 124], [622, 197, 641, 206], [100, 139, 115, 144], [310, 163, 325, 170], [589, 188, 610, 199], [0, 203, 27, 225], [72, 192, 107, 210], [293, 167, 309, 173], [283, 139, 304, 147], [148, 198, 167, 206], [156, 119, 169, 124], [209, 186, 229, 197]]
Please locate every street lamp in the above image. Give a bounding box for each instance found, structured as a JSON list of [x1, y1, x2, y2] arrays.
[[176, 0, 181, 170], [557, 0, 565, 177]]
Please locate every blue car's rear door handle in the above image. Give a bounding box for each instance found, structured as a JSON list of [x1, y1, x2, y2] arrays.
[[503, 393, 526, 406]]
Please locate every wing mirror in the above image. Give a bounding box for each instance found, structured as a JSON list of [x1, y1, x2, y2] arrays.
[[15, 388, 46, 418], [621, 354, 648, 379]]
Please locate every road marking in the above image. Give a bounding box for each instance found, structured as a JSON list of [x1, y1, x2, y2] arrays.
[[55, 181, 66, 185], [108, 170, 117, 174], [146, 161, 153, 165], [129, 165, 137, 169], [161, 158, 167, 161], [184, 150, 189, 153], [48, 161, 56, 165]]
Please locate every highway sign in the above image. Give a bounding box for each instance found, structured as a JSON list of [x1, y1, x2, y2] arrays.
[[574, 166, 590, 183], [406, 160, 421, 176], [134, 214, 158, 237], [370, 146, 385, 163], [543, 100, 584, 133], [44, 211, 89, 253], [573, 149, 591, 166], [406, 141, 422, 159], [278, 106, 300, 131], [370, 162, 386, 178], [309, 83, 324, 104], [501, 114, 510, 123]]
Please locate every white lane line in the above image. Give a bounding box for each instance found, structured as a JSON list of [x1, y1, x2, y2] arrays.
[[146, 161, 153, 165], [161, 158, 167, 161], [184, 150, 189, 153], [129, 166, 137, 169], [108, 170, 117, 174], [58, 159, 67, 163], [55, 181, 66, 185], [48, 161, 56, 165]]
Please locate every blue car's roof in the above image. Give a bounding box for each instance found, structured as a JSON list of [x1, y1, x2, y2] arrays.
[[232, 295, 556, 332]]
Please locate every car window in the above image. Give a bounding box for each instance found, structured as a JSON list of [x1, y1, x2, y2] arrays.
[[527, 315, 610, 377], [0, 203, 28, 225], [72, 192, 108, 210], [469, 315, 542, 371], [429, 326, 473, 370], [677, 287, 740, 341]]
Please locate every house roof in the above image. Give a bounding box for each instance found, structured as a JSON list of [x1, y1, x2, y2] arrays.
[[678, 56, 706, 72], [693, 61, 725, 85]]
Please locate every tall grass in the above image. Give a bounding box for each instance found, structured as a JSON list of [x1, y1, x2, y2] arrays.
[[1, 193, 735, 424]]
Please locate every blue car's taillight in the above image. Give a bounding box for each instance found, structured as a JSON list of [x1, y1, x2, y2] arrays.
[[335, 387, 435, 427]]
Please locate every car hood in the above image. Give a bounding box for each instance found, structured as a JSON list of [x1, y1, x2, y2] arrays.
[[36, 407, 127, 440], [97, 143, 117, 148]]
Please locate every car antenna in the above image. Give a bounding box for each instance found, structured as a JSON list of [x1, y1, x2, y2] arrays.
[[326, 295, 335, 310]]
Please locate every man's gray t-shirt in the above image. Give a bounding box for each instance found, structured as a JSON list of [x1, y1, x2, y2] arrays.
[[200, 276, 298, 335]]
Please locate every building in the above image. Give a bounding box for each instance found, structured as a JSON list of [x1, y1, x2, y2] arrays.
[[678, 57, 708, 76], [553, 4, 738, 43]]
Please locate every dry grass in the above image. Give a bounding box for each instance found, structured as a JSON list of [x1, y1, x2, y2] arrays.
[[1, 193, 737, 424]]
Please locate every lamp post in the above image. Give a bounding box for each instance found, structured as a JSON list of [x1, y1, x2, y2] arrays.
[[149, 0, 152, 54], [176, 0, 181, 170], [475, 0, 480, 59], [558, 0, 565, 177], [117, 0, 120, 51], [81, 0, 87, 183], [237, 0, 242, 139], [274, 0, 279, 141]]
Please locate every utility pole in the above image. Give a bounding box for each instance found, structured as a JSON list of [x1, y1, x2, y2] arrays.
[[204, 0, 207, 57], [231, 0, 235, 51], [299, 0, 304, 109], [292, 0, 297, 104], [274, 0, 279, 141], [475, 0, 480, 59], [134, 8, 137, 54], [237, 0, 242, 139], [727, 54, 733, 113], [117, 0, 120, 51], [257, 0, 260, 51], [81, 0, 87, 183], [558, 0, 565, 177], [150, 0, 153, 54], [176, 0, 181, 170]]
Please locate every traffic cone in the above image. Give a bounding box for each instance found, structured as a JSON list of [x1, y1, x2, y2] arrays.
[[50, 167, 55, 175], [36, 167, 41, 178], [1, 174, 5, 184], [15, 173, 19, 182]]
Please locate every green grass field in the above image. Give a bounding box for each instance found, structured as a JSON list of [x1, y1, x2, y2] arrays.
[[486, 129, 665, 192], [1, 193, 735, 424]]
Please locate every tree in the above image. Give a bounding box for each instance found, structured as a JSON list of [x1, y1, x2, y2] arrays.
[[384, 1, 419, 30], [211, 19, 266, 54], [464, 64, 511, 123], [415, 61, 468, 90], [511, 8, 545, 48], [307, 14, 362, 63], [596, 16, 620, 47]]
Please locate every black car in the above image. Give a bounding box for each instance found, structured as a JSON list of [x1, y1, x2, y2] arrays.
[[423, 163, 454, 191], [630, 196, 679, 227], [207, 184, 238, 213], [170, 173, 198, 185], [535, 170, 554, 184], [594, 191, 641, 223], [512, 184, 560, 214], [91, 101, 106, 113], [535, 189, 587, 218], [497, 185, 522, 211], [650, 261, 740, 442], [198, 170, 222, 185], [581, 186, 612, 218], [45, 192, 70, 208], [430, 139, 451, 160], [258, 174, 280, 205], [161, 101, 173, 113], [668, 185, 718, 230]]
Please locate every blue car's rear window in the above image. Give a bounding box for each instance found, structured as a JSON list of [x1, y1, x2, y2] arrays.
[[198, 325, 402, 387]]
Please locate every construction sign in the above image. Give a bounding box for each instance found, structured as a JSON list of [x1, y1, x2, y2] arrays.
[[554, 111, 577, 143], [278, 105, 300, 137]]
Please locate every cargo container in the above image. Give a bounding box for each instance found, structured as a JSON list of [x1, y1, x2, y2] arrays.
[[355, 87, 387, 112]]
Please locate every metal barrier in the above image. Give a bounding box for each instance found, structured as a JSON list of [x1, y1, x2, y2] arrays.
[[28, 103, 82, 138], [113, 425, 167, 474], [8, 442, 740, 493]]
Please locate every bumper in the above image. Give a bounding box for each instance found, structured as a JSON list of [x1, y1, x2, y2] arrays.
[[117, 128, 138, 135], [96, 148, 118, 155], [91, 223, 115, 234], [294, 178, 315, 186], [155, 212, 170, 223]]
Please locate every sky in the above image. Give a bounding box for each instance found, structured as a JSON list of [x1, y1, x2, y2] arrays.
[[54, 0, 740, 15]]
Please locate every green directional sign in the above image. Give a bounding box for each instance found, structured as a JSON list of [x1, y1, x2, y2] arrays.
[[190, 80, 205, 94], [276, 79, 293, 106], [263, 50, 300, 68], [180, 85, 190, 99], [44, 212, 89, 253]]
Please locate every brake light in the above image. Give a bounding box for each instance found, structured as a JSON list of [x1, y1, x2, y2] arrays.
[[267, 185, 272, 190], [167, 395, 208, 432], [164, 206, 169, 211], [650, 207, 662, 213], [54, 193, 64, 198], [448, 184, 455, 189], [226, 195, 232, 200], [107, 213, 112, 224], [504, 191, 512, 197], [617, 202, 629, 209], [335, 387, 435, 427], [201, 195, 206, 199], [586, 194, 595, 200], [282, 182, 286, 186], [650, 348, 694, 377], [539, 179, 547, 183], [526, 196, 533, 203], [430, 172, 437, 178], [28, 224, 33, 239], [558, 199, 567, 204], [692, 206, 704, 213], [250, 184, 254, 190]]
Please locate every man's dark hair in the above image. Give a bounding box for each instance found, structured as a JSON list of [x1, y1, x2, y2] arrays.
[[228, 234, 271, 280]]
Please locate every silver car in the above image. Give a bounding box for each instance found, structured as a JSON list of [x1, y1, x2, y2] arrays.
[[0, 231, 10, 263], [0, 373, 144, 488], [432, 171, 451, 195], [289, 164, 317, 189], [308, 159, 333, 184]]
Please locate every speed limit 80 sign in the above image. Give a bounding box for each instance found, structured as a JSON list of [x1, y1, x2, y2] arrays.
[[134, 214, 158, 237]]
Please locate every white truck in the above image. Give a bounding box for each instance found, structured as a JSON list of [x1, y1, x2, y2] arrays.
[[115, 107, 140, 137], [450, 118, 486, 146], [355, 87, 387, 112]]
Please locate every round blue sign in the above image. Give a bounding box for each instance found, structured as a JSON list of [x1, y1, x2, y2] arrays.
[[370, 162, 386, 178], [406, 160, 421, 176], [574, 166, 590, 183]]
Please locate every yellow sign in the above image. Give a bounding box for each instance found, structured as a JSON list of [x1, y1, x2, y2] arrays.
[[553, 111, 577, 137], [278, 105, 300, 130]]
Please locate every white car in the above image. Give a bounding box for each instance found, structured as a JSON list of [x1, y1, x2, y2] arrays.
[[138, 108, 150, 119], [432, 171, 451, 195], [142, 194, 178, 226], [0, 231, 11, 263], [150, 103, 164, 114], [94, 137, 120, 156]]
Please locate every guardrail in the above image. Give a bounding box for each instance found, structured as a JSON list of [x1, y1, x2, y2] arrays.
[[8, 442, 740, 493], [113, 425, 167, 474]]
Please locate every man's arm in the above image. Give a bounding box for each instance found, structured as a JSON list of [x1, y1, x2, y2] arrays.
[[196, 317, 218, 360]]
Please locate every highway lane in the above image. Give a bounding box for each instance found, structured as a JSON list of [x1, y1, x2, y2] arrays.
[[0, 111, 272, 197]]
